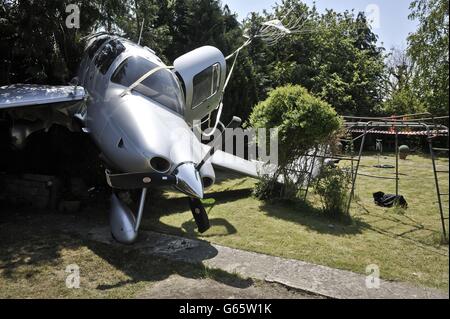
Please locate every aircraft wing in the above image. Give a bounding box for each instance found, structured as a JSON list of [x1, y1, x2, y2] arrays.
[[0, 84, 86, 110], [208, 148, 326, 184], [209, 149, 277, 179]]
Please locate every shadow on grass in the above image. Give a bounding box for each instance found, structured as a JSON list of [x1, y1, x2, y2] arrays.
[[413, 152, 449, 162], [258, 199, 368, 236], [180, 218, 238, 238], [148, 185, 368, 238], [144, 197, 240, 239], [353, 201, 448, 255], [0, 207, 253, 295], [88, 240, 252, 291]]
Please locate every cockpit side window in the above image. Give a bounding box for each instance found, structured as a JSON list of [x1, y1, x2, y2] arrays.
[[111, 56, 184, 115], [87, 36, 110, 59], [94, 39, 126, 75], [192, 63, 221, 109]]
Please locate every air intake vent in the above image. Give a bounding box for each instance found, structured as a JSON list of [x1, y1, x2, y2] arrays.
[[202, 177, 214, 188], [150, 157, 171, 173]]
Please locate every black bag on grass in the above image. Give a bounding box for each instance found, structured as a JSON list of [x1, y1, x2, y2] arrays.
[[373, 191, 408, 208]]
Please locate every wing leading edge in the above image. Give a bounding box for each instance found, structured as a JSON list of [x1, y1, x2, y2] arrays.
[[208, 148, 326, 185], [209, 149, 277, 179], [0, 84, 85, 110]]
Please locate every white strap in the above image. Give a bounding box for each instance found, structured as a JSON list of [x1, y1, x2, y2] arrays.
[[120, 65, 174, 97]]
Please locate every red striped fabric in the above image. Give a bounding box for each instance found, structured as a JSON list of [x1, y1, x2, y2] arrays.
[[347, 129, 448, 136]]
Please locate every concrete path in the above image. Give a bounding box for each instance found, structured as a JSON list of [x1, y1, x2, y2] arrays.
[[136, 274, 319, 299], [88, 227, 449, 299]]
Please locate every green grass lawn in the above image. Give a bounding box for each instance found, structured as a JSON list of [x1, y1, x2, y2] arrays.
[[0, 213, 251, 298], [142, 153, 449, 290]]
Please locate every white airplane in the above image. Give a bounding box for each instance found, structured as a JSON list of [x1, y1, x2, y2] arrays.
[[0, 33, 276, 244], [0, 12, 308, 244]]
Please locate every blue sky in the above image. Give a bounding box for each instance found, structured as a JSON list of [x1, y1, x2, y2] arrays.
[[222, 0, 418, 50]]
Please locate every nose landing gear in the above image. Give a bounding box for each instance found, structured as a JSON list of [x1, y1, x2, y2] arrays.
[[110, 188, 147, 244]]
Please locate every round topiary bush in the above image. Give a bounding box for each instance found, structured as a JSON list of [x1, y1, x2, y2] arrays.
[[249, 85, 342, 199], [398, 145, 410, 160]]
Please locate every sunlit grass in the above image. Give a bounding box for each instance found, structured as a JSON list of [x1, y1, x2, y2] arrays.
[[0, 228, 249, 298], [143, 153, 449, 290]]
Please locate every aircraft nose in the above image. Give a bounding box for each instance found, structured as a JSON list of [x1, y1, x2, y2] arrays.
[[174, 162, 204, 199]]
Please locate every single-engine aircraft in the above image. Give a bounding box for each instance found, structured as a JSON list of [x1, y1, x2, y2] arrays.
[[0, 35, 254, 244], [0, 12, 309, 244]]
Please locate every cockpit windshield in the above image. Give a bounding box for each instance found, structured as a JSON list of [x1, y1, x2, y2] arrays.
[[111, 56, 184, 115]]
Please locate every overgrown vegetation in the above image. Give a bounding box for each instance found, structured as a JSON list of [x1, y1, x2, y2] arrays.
[[407, 0, 449, 115], [381, 0, 449, 116]]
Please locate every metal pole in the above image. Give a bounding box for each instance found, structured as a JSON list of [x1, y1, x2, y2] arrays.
[[303, 147, 318, 201], [426, 120, 448, 241], [346, 122, 370, 215], [395, 128, 399, 196], [134, 188, 147, 232]]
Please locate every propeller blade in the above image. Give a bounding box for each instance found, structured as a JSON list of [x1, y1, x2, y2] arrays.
[[188, 197, 210, 233], [106, 169, 177, 189]]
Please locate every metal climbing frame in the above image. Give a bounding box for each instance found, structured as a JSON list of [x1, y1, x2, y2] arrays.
[[301, 123, 375, 213], [299, 112, 449, 240], [340, 113, 449, 241], [427, 117, 449, 241]]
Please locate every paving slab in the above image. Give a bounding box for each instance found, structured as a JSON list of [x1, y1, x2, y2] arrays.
[[136, 274, 318, 299], [88, 227, 449, 299]]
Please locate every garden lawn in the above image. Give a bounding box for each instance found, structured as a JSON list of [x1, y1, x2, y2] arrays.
[[142, 153, 449, 290]]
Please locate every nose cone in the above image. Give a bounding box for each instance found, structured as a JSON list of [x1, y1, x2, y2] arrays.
[[174, 162, 204, 199]]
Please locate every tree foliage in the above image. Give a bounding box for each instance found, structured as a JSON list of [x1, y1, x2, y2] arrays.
[[241, 1, 386, 117], [2, 0, 445, 118], [381, 47, 425, 115], [407, 0, 449, 115], [382, 87, 425, 115], [1, 0, 94, 84]]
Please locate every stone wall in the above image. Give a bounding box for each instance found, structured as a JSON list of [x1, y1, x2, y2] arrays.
[[0, 173, 62, 209]]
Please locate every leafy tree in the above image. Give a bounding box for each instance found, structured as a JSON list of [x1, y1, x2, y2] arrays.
[[385, 48, 415, 94], [382, 87, 425, 115], [115, 0, 172, 61], [241, 0, 386, 116], [408, 0, 449, 115], [0, 0, 126, 84], [380, 47, 425, 115]]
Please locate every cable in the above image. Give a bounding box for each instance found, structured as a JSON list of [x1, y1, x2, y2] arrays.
[[200, 45, 242, 137]]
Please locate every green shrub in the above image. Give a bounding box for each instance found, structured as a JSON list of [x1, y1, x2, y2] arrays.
[[249, 85, 342, 199], [252, 176, 284, 201], [315, 166, 351, 221], [250, 85, 342, 167]]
